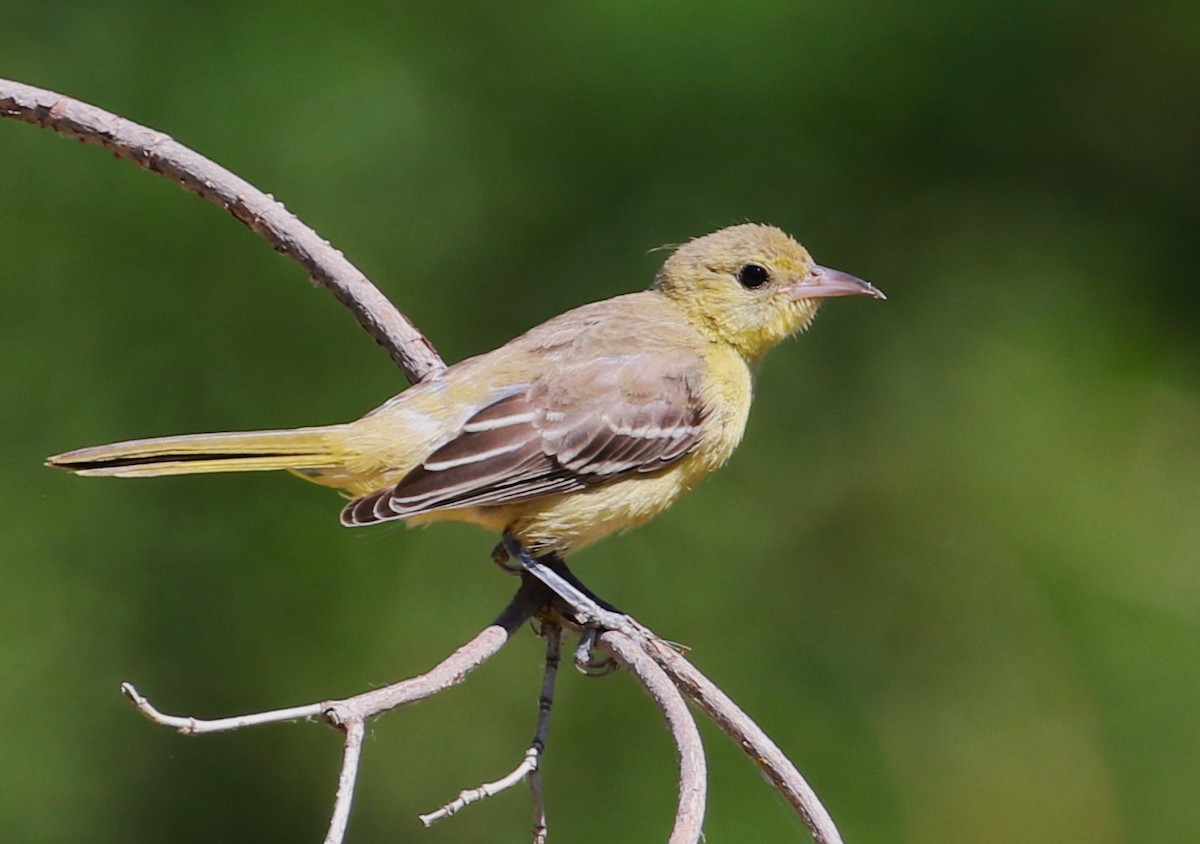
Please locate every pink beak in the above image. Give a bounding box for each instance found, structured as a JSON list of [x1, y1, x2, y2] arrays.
[[786, 265, 886, 301]]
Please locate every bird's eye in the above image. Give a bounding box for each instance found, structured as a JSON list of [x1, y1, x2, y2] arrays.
[[737, 263, 771, 289]]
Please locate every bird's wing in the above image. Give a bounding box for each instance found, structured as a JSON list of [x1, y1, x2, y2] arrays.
[[340, 350, 708, 526]]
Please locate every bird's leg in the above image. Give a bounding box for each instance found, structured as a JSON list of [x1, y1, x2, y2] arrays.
[[531, 563, 620, 674], [499, 535, 648, 648], [490, 542, 523, 575], [500, 534, 625, 623], [532, 553, 623, 615], [493, 536, 622, 671], [496, 535, 633, 672]]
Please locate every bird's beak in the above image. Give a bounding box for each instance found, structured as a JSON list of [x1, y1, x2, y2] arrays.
[[786, 265, 886, 301]]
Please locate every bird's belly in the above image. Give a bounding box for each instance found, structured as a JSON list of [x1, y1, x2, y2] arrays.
[[401, 463, 704, 556], [507, 453, 728, 555]]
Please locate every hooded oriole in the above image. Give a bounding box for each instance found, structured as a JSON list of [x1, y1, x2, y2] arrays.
[[48, 224, 883, 556]]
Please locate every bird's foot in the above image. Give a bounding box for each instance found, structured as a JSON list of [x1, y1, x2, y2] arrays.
[[573, 628, 619, 676], [490, 542, 523, 575], [499, 533, 643, 643]]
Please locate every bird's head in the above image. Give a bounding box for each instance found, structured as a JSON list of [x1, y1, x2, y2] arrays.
[[652, 223, 885, 364]]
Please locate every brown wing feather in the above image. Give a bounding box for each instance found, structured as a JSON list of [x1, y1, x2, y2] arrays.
[[340, 352, 708, 527]]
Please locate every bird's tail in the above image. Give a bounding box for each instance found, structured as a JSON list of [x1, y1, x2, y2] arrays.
[[46, 425, 352, 480]]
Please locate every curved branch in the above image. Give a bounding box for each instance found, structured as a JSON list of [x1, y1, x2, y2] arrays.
[[0, 77, 444, 383], [125, 579, 545, 733], [507, 541, 840, 843], [600, 630, 706, 844], [643, 638, 844, 844]]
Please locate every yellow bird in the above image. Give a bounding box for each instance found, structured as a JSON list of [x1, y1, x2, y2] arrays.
[[47, 224, 883, 557]]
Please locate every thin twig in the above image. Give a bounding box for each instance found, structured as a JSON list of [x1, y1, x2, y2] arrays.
[[0, 77, 444, 382], [599, 630, 707, 844], [528, 759, 549, 838], [121, 682, 326, 733], [326, 718, 366, 844], [529, 624, 560, 843], [419, 622, 563, 834], [419, 747, 540, 826]]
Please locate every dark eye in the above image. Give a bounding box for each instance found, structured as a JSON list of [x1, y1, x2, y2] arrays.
[[737, 263, 770, 289]]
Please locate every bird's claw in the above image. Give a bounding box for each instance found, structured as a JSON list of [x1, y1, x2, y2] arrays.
[[573, 628, 618, 676]]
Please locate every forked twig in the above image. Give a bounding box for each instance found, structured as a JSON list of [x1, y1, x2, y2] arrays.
[[420, 623, 562, 835], [123, 579, 547, 844]]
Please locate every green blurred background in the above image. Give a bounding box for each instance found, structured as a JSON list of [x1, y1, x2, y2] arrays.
[[2, 2, 1197, 841]]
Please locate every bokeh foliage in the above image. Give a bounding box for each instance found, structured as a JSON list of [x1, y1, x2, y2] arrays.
[[1, 1, 1197, 841]]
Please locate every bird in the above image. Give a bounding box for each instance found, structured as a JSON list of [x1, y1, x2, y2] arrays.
[[47, 224, 884, 558]]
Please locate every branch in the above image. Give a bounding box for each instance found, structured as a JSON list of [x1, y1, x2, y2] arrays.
[[125, 579, 544, 732], [643, 638, 844, 844], [505, 542, 840, 843], [5, 78, 846, 843], [322, 574, 540, 725], [123, 579, 547, 844], [0, 77, 444, 383], [599, 630, 707, 844]]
